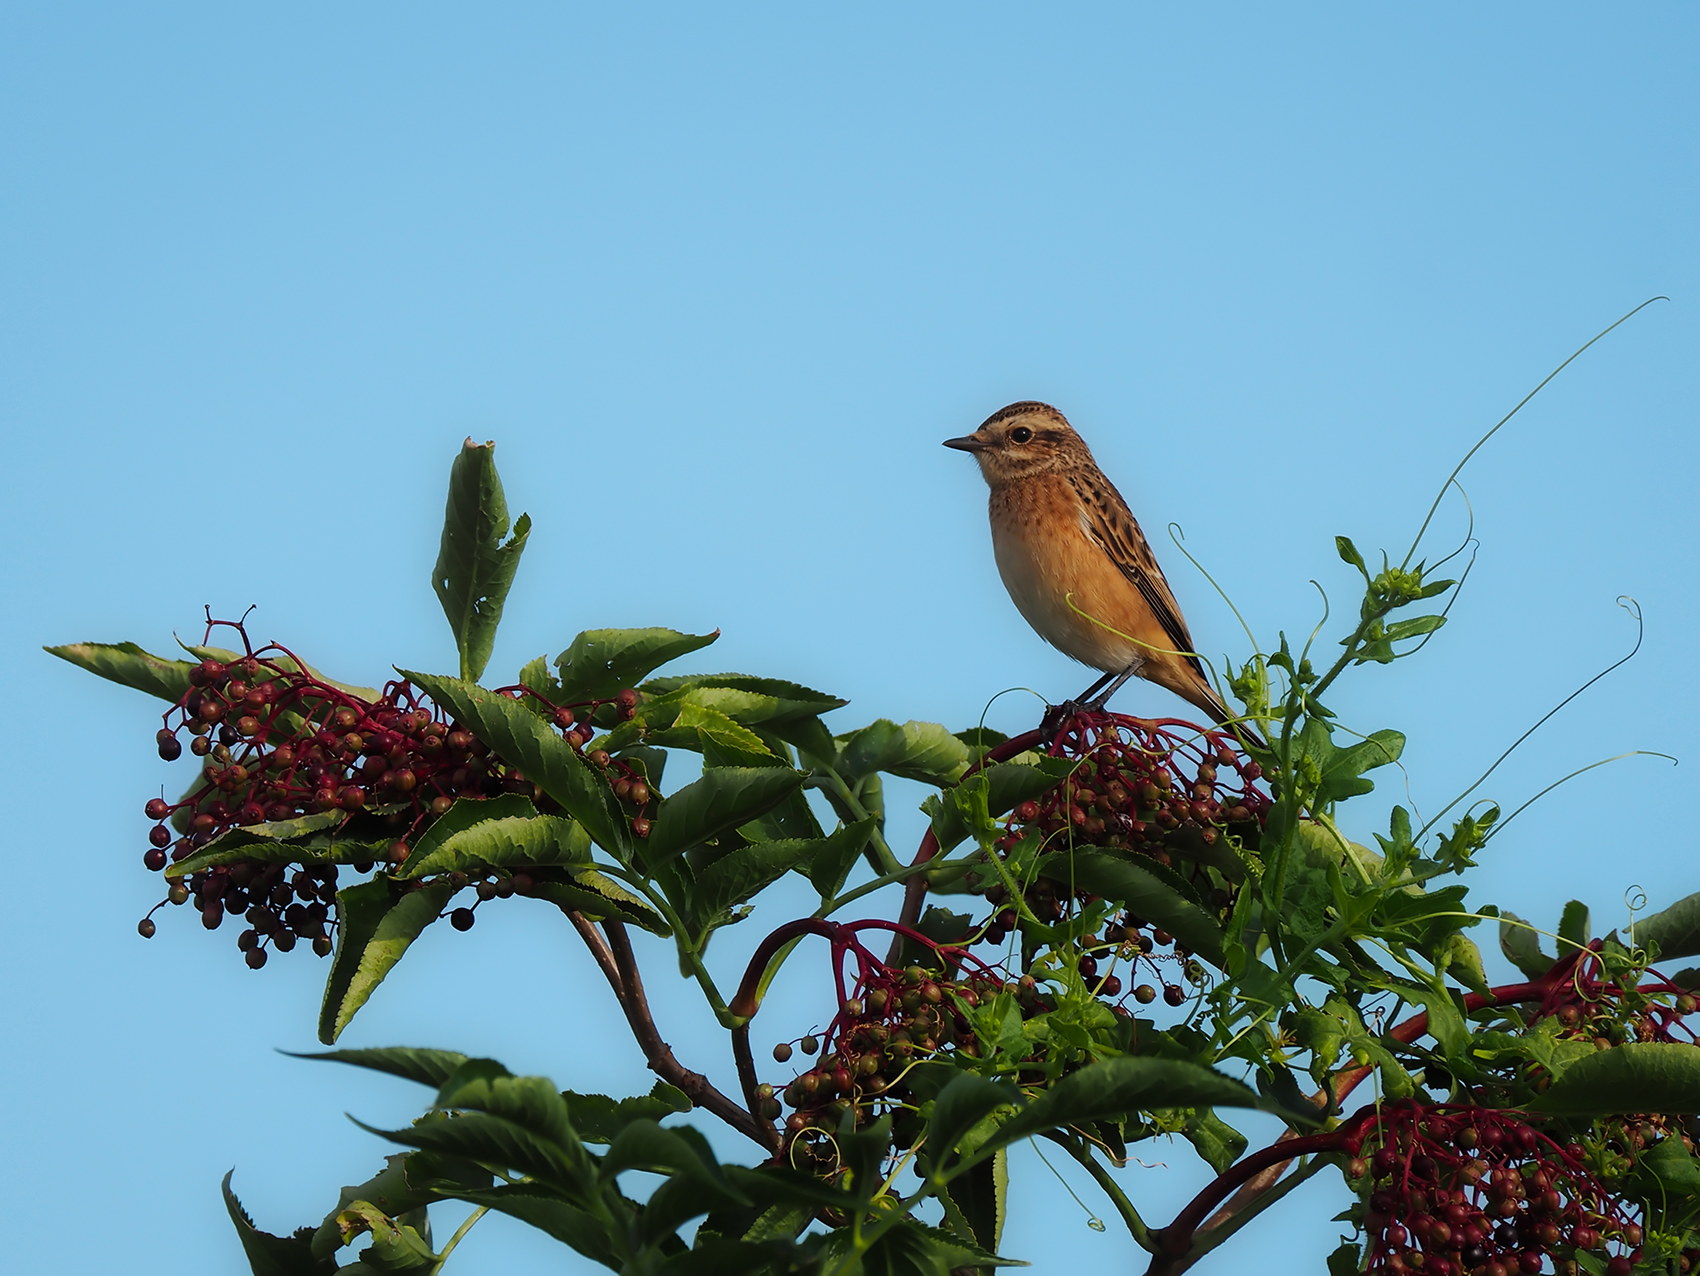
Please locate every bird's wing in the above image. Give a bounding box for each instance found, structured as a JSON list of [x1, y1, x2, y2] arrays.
[[1066, 471, 1206, 677]]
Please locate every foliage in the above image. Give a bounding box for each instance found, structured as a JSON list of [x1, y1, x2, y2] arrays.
[[54, 380, 1700, 1275]]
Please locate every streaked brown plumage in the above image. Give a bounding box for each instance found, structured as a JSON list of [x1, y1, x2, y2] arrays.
[[945, 401, 1236, 726]]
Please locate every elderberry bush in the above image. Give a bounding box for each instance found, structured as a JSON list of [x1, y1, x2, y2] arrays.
[[52, 417, 1700, 1276]]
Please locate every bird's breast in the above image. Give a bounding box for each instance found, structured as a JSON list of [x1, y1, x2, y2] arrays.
[[986, 480, 1144, 673]]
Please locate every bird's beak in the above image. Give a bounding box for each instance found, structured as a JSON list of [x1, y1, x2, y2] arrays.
[[943, 434, 990, 453]]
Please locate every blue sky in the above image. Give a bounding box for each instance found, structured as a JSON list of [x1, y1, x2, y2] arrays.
[[2, 6, 1696, 1273]]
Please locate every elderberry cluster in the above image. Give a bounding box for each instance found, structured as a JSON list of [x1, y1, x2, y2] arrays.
[[1347, 1100, 1642, 1276], [997, 713, 1267, 863], [135, 618, 653, 966], [769, 955, 1016, 1171], [968, 711, 1265, 1007]]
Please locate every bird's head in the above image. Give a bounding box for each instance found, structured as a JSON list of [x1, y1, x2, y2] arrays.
[[943, 401, 1092, 485]]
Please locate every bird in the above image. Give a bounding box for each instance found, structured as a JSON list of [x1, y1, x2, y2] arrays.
[[944, 400, 1246, 733]]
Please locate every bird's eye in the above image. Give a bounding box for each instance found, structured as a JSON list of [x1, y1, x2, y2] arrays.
[[1009, 426, 1033, 444]]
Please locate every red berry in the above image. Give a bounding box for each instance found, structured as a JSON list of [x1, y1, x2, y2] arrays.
[[143, 848, 167, 872], [144, 798, 170, 821], [632, 817, 651, 838], [338, 786, 365, 811], [616, 689, 639, 708]]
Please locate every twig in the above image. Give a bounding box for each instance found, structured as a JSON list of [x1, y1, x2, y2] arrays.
[[573, 914, 774, 1151]]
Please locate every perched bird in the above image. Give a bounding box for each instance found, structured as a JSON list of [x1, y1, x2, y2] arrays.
[[945, 400, 1241, 729]]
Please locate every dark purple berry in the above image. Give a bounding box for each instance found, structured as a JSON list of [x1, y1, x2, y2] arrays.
[[245, 947, 267, 969], [143, 847, 167, 872], [137, 918, 156, 939], [450, 908, 476, 931]]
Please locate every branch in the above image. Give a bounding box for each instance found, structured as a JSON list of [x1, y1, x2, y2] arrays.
[[1146, 1131, 1346, 1273], [574, 913, 776, 1151], [732, 1024, 781, 1153], [562, 906, 623, 996]]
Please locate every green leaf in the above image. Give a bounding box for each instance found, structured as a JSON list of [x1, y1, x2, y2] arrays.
[[166, 825, 391, 879], [564, 1082, 693, 1144], [604, 1120, 738, 1193], [693, 840, 817, 928], [319, 878, 457, 1044], [1630, 1135, 1700, 1203], [403, 671, 634, 863], [222, 1172, 337, 1276], [1315, 728, 1405, 804], [1181, 1109, 1248, 1175], [804, 818, 879, 899], [942, 1147, 1007, 1255], [440, 1183, 618, 1268], [837, 719, 973, 787], [983, 1057, 1262, 1154], [857, 1218, 1025, 1273], [292, 1047, 471, 1089], [329, 1201, 437, 1271], [532, 870, 671, 935], [927, 760, 1072, 854], [1638, 890, 1700, 962], [669, 705, 778, 758], [306, 1152, 475, 1261], [1522, 1017, 1596, 1081], [46, 640, 197, 703], [1498, 911, 1554, 979], [645, 767, 805, 866], [369, 1110, 594, 1202], [1558, 900, 1592, 952], [1035, 850, 1223, 967], [555, 628, 720, 704], [399, 810, 589, 879], [642, 672, 844, 717], [432, 438, 531, 683], [1534, 1043, 1700, 1115], [927, 1074, 1018, 1170], [1327, 1239, 1364, 1276], [1383, 615, 1446, 643], [184, 644, 382, 702], [1335, 536, 1368, 578]]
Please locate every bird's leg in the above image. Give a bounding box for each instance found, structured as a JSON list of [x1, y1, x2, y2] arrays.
[[1082, 662, 1141, 711], [1042, 668, 1125, 734]]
